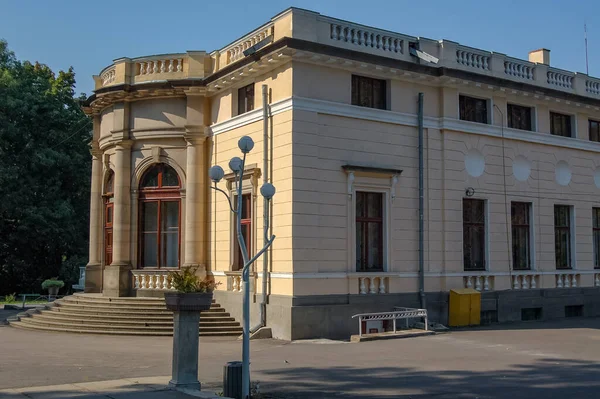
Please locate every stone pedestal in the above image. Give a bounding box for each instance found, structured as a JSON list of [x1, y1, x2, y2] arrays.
[[169, 310, 201, 390], [102, 263, 132, 297], [84, 263, 103, 293]]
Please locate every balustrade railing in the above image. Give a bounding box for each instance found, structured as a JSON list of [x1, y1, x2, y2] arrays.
[[131, 270, 175, 290], [136, 57, 184, 77], [229, 274, 242, 292], [101, 67, 116, 87], [225, 25, 273, 65], [504, 59, 534, 80], [555, 273, 579, 288], [456, 47, 490, 71], [512, 273, 539, 290], [586, 79, 600, 96], [358, 276, 388, 294], [547, 69, 573, 89], [464, 275, 493, 291], [595, 273, 600, 287], [329, 22, 404, 55]]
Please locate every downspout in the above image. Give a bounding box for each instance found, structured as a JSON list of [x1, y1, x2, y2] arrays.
[[251, 84, 269, 333], [418, 93, 426, 310]]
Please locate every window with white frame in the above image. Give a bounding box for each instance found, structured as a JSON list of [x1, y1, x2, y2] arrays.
[[593, 208, 600, 269], [463, 198, 486, 271], [355, 191, 384, 272], [511, 202, 532, 270], [554, 205, 573, 269]]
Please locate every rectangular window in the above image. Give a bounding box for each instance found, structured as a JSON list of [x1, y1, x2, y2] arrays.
[[356, 192, 384, 272], [550, 112, 572, 137], [589, 120, 600, 142], [594, 208, 600, 269], [351, 75, 386, 110], [233, 194, 252, 271], [511, 202, 531, 270], [140, 200, 180, 268], [237, 84, 254, 115], [463, 199, 486, 271], [459, 95, 488, 124], [507, 104, 533, 131], [554, 205, 572, 269]]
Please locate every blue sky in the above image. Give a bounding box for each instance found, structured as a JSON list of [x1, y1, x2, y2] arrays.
[[2, 0, 597, 96]]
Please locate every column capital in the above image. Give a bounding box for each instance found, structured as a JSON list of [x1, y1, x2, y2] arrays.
[[89, 141, 102, 158], [115, 139, 134, 150], [184, 125, 208, 145]]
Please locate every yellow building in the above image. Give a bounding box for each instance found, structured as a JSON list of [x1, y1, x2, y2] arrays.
[[82, 7, 600, 340]]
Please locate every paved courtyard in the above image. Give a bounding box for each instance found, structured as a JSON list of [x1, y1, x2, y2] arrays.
[[1, 315, 599, 398]]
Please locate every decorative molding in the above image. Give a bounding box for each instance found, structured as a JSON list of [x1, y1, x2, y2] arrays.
[[210, 96, 600, 154], [267, 270, 599, 279]]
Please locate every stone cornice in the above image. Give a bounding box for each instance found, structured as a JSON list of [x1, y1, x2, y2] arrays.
[[184, 125, 209, 144]]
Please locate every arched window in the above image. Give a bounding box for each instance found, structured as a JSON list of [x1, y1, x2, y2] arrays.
[[104, 170, 114, 266], [139, 164, 181, 268]]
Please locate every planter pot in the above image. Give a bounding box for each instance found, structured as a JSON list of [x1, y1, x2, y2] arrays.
[[47, 286, 59, 296], [164, 292, 213, 312]]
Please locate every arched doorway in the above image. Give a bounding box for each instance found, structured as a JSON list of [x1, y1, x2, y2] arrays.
[[138, 163, 181, 268], [103, 170, 114, 266]]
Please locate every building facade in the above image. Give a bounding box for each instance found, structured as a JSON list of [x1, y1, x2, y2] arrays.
[[83, 8, 600, 340]]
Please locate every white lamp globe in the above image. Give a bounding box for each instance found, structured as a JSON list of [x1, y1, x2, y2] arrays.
[[229, 157, 243, 173], [260, 182, 276, 200], [238, 136, 254, 154], [209, 165, 225, 183]]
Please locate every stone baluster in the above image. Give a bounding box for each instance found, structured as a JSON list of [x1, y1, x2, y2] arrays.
[[378, 277, 385, 294], [557, 274, 564, 288], [153, 61, 159, 74], [163, 275, 169, 290], [168, 59, 174, 72], [595, 274, 600, 287], [139, 62, 145, 75], [531, 275, 537, 289], [475, 276, 482, 291], [366, 32, 372, 47], [565, 275, 572, 288], [134, 274, 140, 289], [359, 277, 366, 294], [141, 274, 147, 289], [177, 59, 183, 72], [160, 60, 166, 73], [571, 275, 578, 288], [522, 275, 529, 289], [483, 276, 490, 291], [369, 278, 376, 294], [465, 276, 473, 289], [513, 275, 520, 289]]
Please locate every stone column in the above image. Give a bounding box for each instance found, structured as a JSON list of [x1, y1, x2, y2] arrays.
[[85, 142, 104, 293], [183, 126, 208, 277], [103, 140, 133, 297]]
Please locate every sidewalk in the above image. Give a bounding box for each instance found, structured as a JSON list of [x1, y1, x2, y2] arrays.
[[0, 376, 227, 399]]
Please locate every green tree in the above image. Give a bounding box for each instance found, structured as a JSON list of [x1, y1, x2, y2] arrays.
[[0, 39, 91, 294]]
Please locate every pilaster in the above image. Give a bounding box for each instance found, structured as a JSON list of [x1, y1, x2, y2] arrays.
[[86, 137, 104, 293]]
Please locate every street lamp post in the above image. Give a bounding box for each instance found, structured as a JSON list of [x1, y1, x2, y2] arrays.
[[209, 136, 276, 399]]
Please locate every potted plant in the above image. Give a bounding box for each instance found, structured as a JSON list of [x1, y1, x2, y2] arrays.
[[164, 267, 220, 311], [41, 278, 64, 296]]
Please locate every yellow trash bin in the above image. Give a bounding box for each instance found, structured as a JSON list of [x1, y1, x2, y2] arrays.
[[449, 288, 481, 327]]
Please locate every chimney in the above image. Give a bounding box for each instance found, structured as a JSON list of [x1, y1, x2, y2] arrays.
[[528, 48, 550, 65]]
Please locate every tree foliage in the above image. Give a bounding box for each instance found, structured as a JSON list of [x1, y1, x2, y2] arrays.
[[0, 40, 91, 295]]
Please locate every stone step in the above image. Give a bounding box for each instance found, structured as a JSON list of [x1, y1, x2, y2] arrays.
[[20, 316, 242, 332], [10, 322, 241, 337], [44, 307, 233, 320], [39, 310, 235, 323], [32, 313, 240, 327], [57, 299, 223, 311], [48, 306, 227, 317], [72, 293, 165, 302], [53, 302, 224, 313]]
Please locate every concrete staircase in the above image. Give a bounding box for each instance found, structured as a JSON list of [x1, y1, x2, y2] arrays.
[[8, 293, 242, 336]]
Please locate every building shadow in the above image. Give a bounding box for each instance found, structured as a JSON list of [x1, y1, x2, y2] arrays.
[[258, 357, 600, 399]]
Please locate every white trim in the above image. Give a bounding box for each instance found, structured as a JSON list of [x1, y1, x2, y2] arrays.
[[210, 96, 600, 154], [210, 97, 293, 135], [266, 270, 596, 279], [210, 271, 226, 276]]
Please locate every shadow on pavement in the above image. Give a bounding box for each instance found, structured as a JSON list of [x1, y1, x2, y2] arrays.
[[258, 357, 600, 399]]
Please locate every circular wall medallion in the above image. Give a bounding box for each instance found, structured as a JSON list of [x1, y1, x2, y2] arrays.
[[594, 167, 600, 189], [555, 161, 572, 186], [465, 149, 485, 177], [512, 155, 531, 182]]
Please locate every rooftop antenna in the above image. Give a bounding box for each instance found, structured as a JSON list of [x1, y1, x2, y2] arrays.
[[585, 22, 589, 75]]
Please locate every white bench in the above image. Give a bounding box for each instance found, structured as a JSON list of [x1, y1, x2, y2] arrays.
[[352, 308, 428, 337]]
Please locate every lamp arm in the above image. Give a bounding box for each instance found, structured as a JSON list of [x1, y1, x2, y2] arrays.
[[243, 235, 276, 274], [210, 184, 237, 213]]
